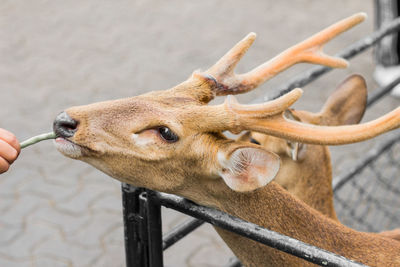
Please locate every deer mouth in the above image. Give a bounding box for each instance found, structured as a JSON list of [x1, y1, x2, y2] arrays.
[[54, 137, 83, 158]]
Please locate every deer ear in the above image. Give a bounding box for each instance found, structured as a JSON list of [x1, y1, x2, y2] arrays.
[[319, 74, 367, 126], [217, 145, 280, 192]]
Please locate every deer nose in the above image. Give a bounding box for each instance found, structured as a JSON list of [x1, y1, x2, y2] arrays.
[[53, 111, 78, 138]]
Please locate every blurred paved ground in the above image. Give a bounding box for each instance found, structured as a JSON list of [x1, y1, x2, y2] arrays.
[[0, 1, 398, 266]]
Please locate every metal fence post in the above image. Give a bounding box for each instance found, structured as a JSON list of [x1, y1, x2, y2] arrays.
[[145, 190, 164, 267], [122, 184, 149, 267], [375, 0, 399, 66]]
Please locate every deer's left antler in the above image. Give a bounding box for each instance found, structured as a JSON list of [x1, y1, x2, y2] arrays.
[[191, 89, 400, 145], [193, 13, 366, 101]]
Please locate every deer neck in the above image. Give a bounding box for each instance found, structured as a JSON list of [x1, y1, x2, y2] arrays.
[[203, 181, 400, 266], [276, 145, 338, 221]]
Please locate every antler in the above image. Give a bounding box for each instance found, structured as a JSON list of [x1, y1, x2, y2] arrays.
[[194, 13, 366, 100], [191, 90, 400, 145]]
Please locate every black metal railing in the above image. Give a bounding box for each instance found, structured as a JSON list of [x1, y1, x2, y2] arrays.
[[121, 16, 400, 267]]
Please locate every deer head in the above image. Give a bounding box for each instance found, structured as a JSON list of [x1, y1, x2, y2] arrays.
[[53, 13, 399, 202]]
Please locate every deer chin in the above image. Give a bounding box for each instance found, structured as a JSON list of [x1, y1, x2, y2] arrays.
[[54, 137, 83, 159]]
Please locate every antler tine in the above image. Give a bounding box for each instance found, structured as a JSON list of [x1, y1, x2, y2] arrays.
[[225, 88, 303, 118], [201, 13, 366, 97], [207, 32, 257, 77]]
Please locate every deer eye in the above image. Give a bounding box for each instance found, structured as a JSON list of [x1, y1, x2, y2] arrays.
[[158, 127, 179, 143]]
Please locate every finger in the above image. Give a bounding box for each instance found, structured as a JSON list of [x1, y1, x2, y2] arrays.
[[0, 157, 10, 174], [0, 139, 18, 163], [0, 128, 20, 153]]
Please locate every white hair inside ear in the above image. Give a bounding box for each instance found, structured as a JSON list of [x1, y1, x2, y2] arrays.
[[217, 146, 280, 192]]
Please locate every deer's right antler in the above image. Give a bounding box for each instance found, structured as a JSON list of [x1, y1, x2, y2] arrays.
[[191, 13, 366, 102], [191, 89, 400, 145]]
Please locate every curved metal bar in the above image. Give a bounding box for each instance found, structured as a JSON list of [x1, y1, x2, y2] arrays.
[[163, 218, 204, 250], [154, 191, 366, 267]]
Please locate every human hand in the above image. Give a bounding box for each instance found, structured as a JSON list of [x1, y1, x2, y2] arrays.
[[0, 128, 20, 174]]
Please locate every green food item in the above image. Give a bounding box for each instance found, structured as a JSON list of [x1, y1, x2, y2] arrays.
[[20, 132, 57, 149]]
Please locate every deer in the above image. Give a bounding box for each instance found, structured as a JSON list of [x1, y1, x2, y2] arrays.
[[52, 13, 400, 266], [238, 74, 366, 221], [238, 73, 400, 241]]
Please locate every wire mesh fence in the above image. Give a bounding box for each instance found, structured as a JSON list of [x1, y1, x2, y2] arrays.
[[334, 134, 400, 232]]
